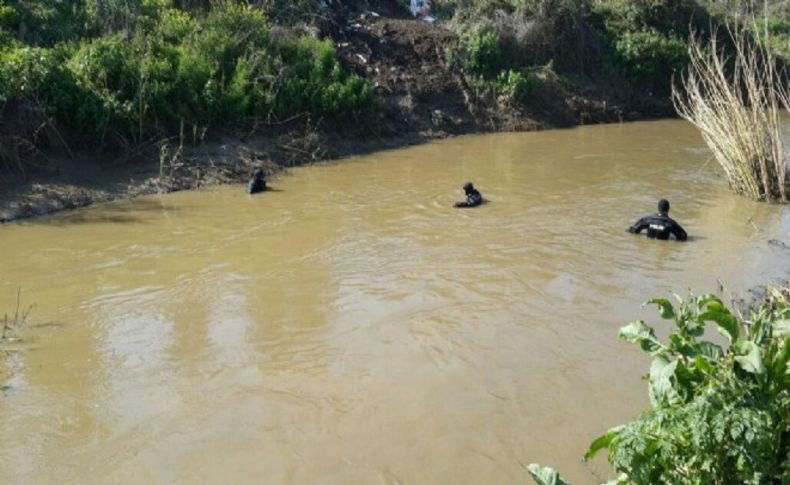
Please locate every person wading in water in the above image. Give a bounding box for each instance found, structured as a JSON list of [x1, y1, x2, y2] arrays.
[[628, 199, 688, 241], [247, 168, 267, 194], [454, 182, 483, 208]]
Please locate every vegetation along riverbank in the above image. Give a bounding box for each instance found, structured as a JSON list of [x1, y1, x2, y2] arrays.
[[528, 286, 790, 484], [1, 0, 789, 221]]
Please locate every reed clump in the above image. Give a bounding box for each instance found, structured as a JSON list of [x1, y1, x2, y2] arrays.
[[672, 26, 790, 203], [1, 288, 32, 342]]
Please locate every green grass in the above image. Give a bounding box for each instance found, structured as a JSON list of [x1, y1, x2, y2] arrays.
[[0, 1, 375, 159]]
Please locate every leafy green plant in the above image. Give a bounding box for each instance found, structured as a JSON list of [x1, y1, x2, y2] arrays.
[[529, 288, 790, 484], [468, 68, 538, 105], [613, 28, 687, 93], [494, 69, 537, 102], [0, 46, 54, 101], [463, 31, 503, 79], [257, 0, 321, 25], [2, 0, 89, 46], [0, 1, 374, 156], [525, 463, 569, 485], [270, 35, 374, 118], [0, 3, 18, 29]]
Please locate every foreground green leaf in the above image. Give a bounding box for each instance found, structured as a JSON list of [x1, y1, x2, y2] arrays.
[[649, 356, 680, 406], [647, 298, 675, 320], [584, 426, 623, 461], [529, 288, 790, 484], [619, 320, 665, 354], [525, 464, 569, 485], [691, 341, 724, 360], [697, 298, 739, 343], [773, 319, 790, 338], [733, 341, 765, 374]]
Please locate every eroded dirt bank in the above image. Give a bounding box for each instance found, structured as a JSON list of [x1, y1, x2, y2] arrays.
[[0, 1, 672, 223]]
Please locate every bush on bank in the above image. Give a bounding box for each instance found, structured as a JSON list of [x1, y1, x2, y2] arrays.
[[442, 0, 788, 104], [613, 29, 687, 95], [528, 288, 790, 484], [0, 0, 788, 170], [0, 0, 374, 161]]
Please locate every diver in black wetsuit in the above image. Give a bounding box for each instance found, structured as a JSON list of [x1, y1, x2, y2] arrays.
[[247, 168, 267, 194], [628, 199, 687, 241], [454, 182, 483, 208]]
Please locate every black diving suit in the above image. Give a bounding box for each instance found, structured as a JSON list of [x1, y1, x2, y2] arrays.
[[454, 188, 483, 208], [628, 213, 687, 241]]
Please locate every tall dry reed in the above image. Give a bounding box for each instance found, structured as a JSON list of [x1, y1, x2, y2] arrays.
[[672, 27, 790, 202]]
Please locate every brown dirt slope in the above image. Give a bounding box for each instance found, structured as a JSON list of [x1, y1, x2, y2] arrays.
[[326, 2, 628, 135], [336, 13, 480, 135]]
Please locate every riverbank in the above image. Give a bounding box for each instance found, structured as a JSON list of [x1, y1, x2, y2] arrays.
[[0, 0, 747, 222], [0, 126, 436, 222], [0, 113, 672, 223], [0, 6, 676, 223]]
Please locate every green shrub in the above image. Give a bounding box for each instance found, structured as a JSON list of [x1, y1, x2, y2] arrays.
[[0, 43, 109, 137], [44, 63, 114, 138], [494, 69, 536, 102], [66, 35, 142, 135], [614, 29, 687, 93], [68, 35, 139, 101], [271, 35, 374, 117], [529, 288, 790, 484], [257, 0, 320, 25], [463, 31, 503, 79], [0, 46, 56, 101], [767, 17, 790, 36], [171, 3, 270, 122], [158, 7, 199, 42], [593, 0, 706, 37], [0, 4, 18, 28], [4, 0, 89, 46], [0, 0, 383, 160]]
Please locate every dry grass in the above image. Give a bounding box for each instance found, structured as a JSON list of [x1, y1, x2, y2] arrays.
[[672, 26, 790, 202], [1, 289, 32, 342]]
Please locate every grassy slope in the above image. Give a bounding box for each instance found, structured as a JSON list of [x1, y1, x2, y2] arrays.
[[0, 0, 787, 179]]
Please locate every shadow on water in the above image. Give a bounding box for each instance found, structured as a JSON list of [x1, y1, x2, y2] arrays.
[[248, 187, 285, 194], [24, 199, 181, 227], [453, 199, 489, 208], [684, 235, 708, 242], [625, 232, 706, 242], [768, 239, 790, 250], [26, 322, 63, 330]]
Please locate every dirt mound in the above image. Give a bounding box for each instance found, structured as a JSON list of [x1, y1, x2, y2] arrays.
[[324, 1, 673, 134], [330, 7, 483, 136], [327, 6, 575, 136]]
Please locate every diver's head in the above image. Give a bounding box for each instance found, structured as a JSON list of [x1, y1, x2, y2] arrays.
[[463, 181, 474, 194], [253, 168, 264, 180], [658, 199, 670, 214]]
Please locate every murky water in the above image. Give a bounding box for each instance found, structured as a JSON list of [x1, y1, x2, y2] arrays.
[[1, 120, 789, 484]]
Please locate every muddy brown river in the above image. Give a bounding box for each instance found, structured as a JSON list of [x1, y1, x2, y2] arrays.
[[1, 120, 789, 484]]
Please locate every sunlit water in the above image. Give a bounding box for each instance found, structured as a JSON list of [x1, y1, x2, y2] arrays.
[[1, 120, 789, 484]]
